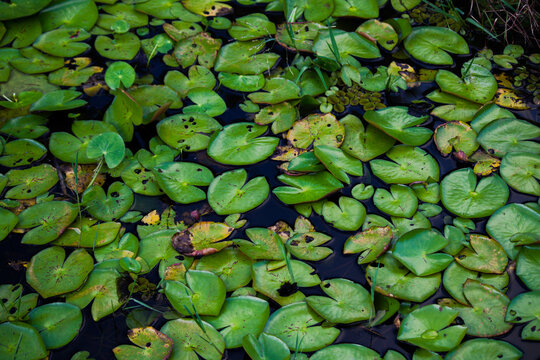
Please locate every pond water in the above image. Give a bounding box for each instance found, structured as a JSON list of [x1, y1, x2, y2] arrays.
[[0, 0, 539, 359]]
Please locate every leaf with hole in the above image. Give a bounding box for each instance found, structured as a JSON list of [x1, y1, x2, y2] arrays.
[[17, 201, 78, 245], [505, 291, 540, 340], [113, 327, 173, 360], [153, 162, 214, 204]]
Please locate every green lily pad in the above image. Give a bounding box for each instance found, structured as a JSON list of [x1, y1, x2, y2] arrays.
[[157, 113, 222, 152], [0, 322, 48, 360], [307, 278, 374, 323], [443, 262, 509, 304], [321, 196, 366, 231], [313, 29, 381, 63], [165, 66, 216, 99], [391, 0, 421, 11], [505, 291, 540, 340], [364, 106, 431, 146], [242, 333, 290, 360], [397, 304, 467, 352], [183, 88, 226, 117], [9, 47, 63, 74], [370, 145, 440, 184], [40, 0, 98, 32], [255, 102, 298, 135], [28, 303, 82, 349], [82, 182, 133, 221], [404, 26, 469, 65], [500, 152, 540, 196], [0, 139, 46, 167], [215, 40, 279, 75], [86, 131, 125, 168], [0, 17, 41, 48], [286, 229, 332, 261], [374, 185, 418, 218], [439, 280, 512, 337], [393, 229, 453, 276], [252, 260, 320, 305], [356, 19, 398, 51], [160, 318, 225, 360], [314, 145, 363, 184], [113, 327, 173, 360], [287, 113, 345, 149], [218, 72, 265, 92], [173, 32, 221, 69], [517, 245, 540, 290], [95, 32, 140, 60], [434, 121, 479, 157], [436, 64, 497, 104], [153, 162, 213, 204], [66, 261, 126, 321], [273, 171, 343, 204], [182, 0, 232, 16], [446, 339, 522, 360], [33, 27, 91, 57], [229, 13, 275, 41], [105, 61, 135, 91], [138, 229, 191, 276], [204, 296, 270, 349], [195, 247, 253, 291], [234, 227, 284, 261], [312, 344, 381, 359], [332, 0, 379, 18], [0, 284, 37, 322], [340, 114, 395, 162], [344, 226, 393, 264], [30, 89, 86, 112], [17, 201, 78, 245], [208, 169, 269, 215], [248, 77, 301, 105], [477, 118, 540, 157], [265, 302, 340, 352], [391, 212, 431, 238], [441, 168, 509, 218], [275, 22, 326, 52], [470, 103, 515, 133], [26, 246, 93, 298], [164, 270, 226, 316], [5, 164, 58, 200], [103, 91, 142, 142], [366, 254, 441, 302], [455, 234, 507, 274], [411, 182, 440, 204], [171, 221, 233, 257], [94, 232, 139, 262], [51, 218, 121, 248], [352, 183, 375, 200], [1, 115, 48, 139], [208, 123, 278, 165]]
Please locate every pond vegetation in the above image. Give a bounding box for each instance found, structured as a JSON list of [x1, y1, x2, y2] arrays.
[[0, 0, 538, 359]]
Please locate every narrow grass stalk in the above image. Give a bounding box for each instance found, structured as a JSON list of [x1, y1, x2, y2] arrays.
[[326, 19, 341, 65], [277, 238, 295, 283]]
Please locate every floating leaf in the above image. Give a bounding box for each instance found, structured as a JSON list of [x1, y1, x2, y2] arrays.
[[5, 164, 58, 200], [196, 247, 253, 291], [313, 29, 381, 63], [287, 113, 344, 149], [505, 291, 540, 340], [404, 26, 469, 65], [153, 162, 214, 204], [52, 218, 121, 248], [500, 152, 540, 196], [28, 303, 82, 349], [242, 333, 290, 360], [344, 226, 393, 264], [321, 196, 366, 231], [157, 113, 222, 152], [173, 32, 221, 69], [113, 327, 173, 360], [0, 322, 48, 360], [340, 114, 395, 162], [0, 284, 37, 323], [311, 344, 381, 359], [105, 61, 136, 90], [477, 118, 540, 157], [0, 139, 46, 167], [446, 339, 522, 360], [30, 89, 86, 112], [455, 234, 507, 274], [183, 88, 226, 117], [248, 77, 301, 105], [17, 201, 78, 245], [95, 33, 141, 60], [434, 121, 479, 157], [374, 185, 418, 218], [273, 171, 343, 204], [33, 27, 91, 57], [436, 64, 497, 104], [356, 19, 398, 51], [82, 182, 133, 221], [215, 40, 279, 75], [171, 221, 233, 257], [86, 132, 126, 168]]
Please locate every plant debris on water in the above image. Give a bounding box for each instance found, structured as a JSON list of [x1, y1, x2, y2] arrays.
[[0, 0, 538, 359]]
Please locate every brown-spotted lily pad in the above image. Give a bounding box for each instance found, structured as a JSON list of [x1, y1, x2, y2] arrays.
[[113, 327, 173, 360], [172, 221, 233, 256]]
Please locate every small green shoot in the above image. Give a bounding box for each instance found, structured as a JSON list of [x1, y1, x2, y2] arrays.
[[326, 19, 341, 65]]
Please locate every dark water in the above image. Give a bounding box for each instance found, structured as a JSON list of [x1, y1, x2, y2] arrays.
[[1, 2, 539, 359]]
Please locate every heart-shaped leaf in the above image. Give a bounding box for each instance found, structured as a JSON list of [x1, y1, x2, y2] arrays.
[[165, 66, 216, 98], [82, 182, 133, 221], [321, 196, 366, 231], [264, 302, 340, 352], [5, 164, 58, 200], [446, 339, 522, 360], [0, 139, 47, 167], [434, 121, 479, 157], [455, 234, 508, 274], [248, 77, 301, 105], [95, 33, 141, 60], [340, 114, 395, 162], [113, 327, 173, 360], [374, 185, 418, 218], [500, 152, 540, 196], [195, 247, 253, 291], [436, 64, 497, 104], [517, 245, 540, 290], [234, 227, 284, 261], [0, 284, 37, 323], [505, 291, 540, 340], [311, 344, 381, 359], [477, 118, 540, 157], [33, 27, 91, 57], [26, 246, 93, 298], [171, 221, 233, 257], [286, 230, 332, 261], [364, 106, 432, 146], [441, 168, 509, 218], [208, 123, 278, 165], [313, 29, 381, 63], [0, 322, 48, 360], [287, 113, 344, 149], [28, 303, 82, 349], [17, 201, 78, 245], [215, 40, 279, 75], [242, 333, 290, 360], [86, 131, 126, 168], [157, 113, 222, 152], [344, 226, 393, 264], [314, 145, 363, 184], [153, 162, 214, 204], [52, 218, 121, 248], [105, 61, 136, 90], [183, 88, 226, 117], [273, 171, 343, 204], [208, 169, 269, 215], [404, 26, 469, 65], [228, 13, 276, 41]]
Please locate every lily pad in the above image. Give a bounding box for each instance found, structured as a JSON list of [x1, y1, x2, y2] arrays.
[[255, 102, 298, 135], [164, 270, 226, 316], [374, 185, 418, 218], [441, 168, 509, 218], [95, 33, 141, 60], [370, 145, 440, 184], [28, 303, 82, 349], [0, 322, 48, 360], [5, 164, 58, 200], [404, 26, 469, 65], [0, 284, 37, 323], [39, 0, 98, 32], [516, 245, 540, 290], [153, 162, 214, 204], [505, 291, 540, 340], [165, 66, 216, 99], [265, 301, 340, 352], [214, 40, 279, 75], [26, 246, 93, 298], [436, 64, 497, 104], [364, 107, 432, 146], [157, 113, 222, 152], [273, 171, 343, 204], [313, 29, 381, 63], [30, 89, 86, 112], [248, 77, 301, 105], [171, 221, 233, 257], [439, 280, 512, 337], [196, 247, 253, 291], [477, 118, 540, 157], [173, 32, 221, 69], [500, 152, 540, 196], [455, 234, 508, 274], [52, 218, 121, 248], [434, 121, 479, 157], [183, 88, 226, 117], [218, 72, 265, 92], [311, 343, 381, 359], [1, 115, 48, 139], [33, 27, 91, 57], [160, 318, 225, 360], [229, 13, 276, 41], [343, 226, 393, 264], [446, 339, 522, 360], [321, 196, 366, 231], [9, 47, 63, 74], [86, 131, 126, 169], [287, 113, 345, 149], [208, 169, 269, 215], [113, 327, 173, 360], [340, 114, 395, 162], [352, 183, 375, 200], [234, 227, 285, 261], [275, 22, 326, 52], [0, 139, 47, 167], [356, 19, 398, 51], [242, 333, 290, 360], [366, 254, 441, 302], [397, 304, 467, 352], [17, 201, 78, 245], [204, 296, 270, 348], [307, 278, 374, 324]]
